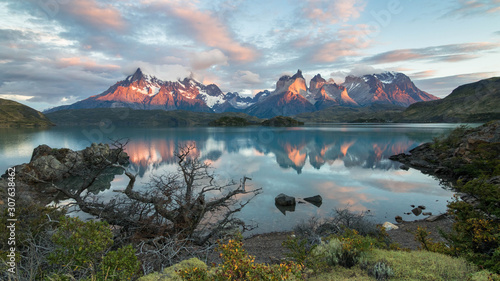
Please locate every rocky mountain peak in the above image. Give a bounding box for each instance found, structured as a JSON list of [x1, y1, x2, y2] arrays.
[[310, 74, 327, 90], [291, 69, 304, 80], [128, 68, 145, 82]]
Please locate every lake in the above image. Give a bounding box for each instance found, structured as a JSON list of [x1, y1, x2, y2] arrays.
[[0, 124, 465, 234]]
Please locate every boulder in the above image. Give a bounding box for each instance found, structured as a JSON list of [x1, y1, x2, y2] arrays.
[[411, 207, 422, 216], [303, 195, 322, 207], [30, 155, 67, 181], [418, 205, 426, 210], [382, 222, 399, 230], [395, 215, 403, 223], [275, 193, 296, 206]]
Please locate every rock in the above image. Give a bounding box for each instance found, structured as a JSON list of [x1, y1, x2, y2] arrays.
[[30, 155, 66, 181], [411, 207, 422, 216], [303, 195, 322, 207], [275, 203, 295, 215], [30, 144, 53, 162], [400, 165, 409, 171], [382, 222, 399, 230], [275, 193, 296, 206], [410, 205, 415, 208], [395, 216, 403, 223], [423, 212, 432, 216], [418, 205, 426, 210], [425, 214, 446, 222]]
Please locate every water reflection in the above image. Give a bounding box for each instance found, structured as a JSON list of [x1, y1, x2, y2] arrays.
[[0, 125, 462, 234], [123, 127, 418, 174]]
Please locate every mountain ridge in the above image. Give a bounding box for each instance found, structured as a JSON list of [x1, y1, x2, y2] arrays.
[[45, 68, 438, 118]]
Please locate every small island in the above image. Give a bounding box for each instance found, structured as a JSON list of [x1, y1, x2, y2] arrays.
[[261, 116, 304, 127], [208, 116, 251, 126]]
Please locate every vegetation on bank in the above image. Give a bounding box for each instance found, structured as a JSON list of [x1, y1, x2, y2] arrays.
[[208, 116, 253, 126], [416, 122, 500, 273], [1, 122, 499, 280], [45, 108, 263, 127], [261, 116, 304, 127], [400, 77, 500, 122], [0, 98, 54, 127]]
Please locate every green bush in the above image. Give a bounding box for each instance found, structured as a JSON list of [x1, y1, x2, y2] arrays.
[[313, 229, 374, 268], [139, 258, 207, 281], [49, 216, 140, 280]]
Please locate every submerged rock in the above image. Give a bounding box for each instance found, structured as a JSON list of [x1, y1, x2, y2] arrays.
[[275, 193, 296, 206], [303, 195, 322, 207]]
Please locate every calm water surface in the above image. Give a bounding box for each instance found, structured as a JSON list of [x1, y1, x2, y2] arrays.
[[0, 124, 468, 234]]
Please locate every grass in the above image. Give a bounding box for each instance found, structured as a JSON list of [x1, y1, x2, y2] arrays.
[[306, 249, 500, 281], [369, 249, 479, 281], [0, 98, 54, 127]]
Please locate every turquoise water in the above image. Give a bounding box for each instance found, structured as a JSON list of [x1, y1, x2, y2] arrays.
[[0, 124, 465, 234]]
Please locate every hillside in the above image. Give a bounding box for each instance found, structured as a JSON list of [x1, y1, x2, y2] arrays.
[[0, 98, 54, 127], [399, 77, 500, 122], [294, 104, 405, 123], [45, 108, 262, 127]]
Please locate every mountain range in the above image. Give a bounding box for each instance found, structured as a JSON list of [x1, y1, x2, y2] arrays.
[[45, 68, 438, 118]]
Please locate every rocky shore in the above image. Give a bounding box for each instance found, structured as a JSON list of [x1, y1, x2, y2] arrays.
[[0, 143, 129, 205], [389, 120, 499, 182]]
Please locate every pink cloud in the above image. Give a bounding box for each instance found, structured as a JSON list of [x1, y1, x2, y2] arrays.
[[312, 25, 373, 62], [56, 57, 120, 71], [61, 0, 126, 31], [304, 0, 366, 24], [159, 2, 257, 62]]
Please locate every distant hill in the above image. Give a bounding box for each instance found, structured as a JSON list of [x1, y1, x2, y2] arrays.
[[0, 98, 54, 127], [399, 77, 500, 122], [45, 108, 262, 127]]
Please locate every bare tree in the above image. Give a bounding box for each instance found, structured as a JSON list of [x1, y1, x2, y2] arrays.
[[56, 143, 262, 245]]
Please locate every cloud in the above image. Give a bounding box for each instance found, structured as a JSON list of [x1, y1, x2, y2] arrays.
[[122, 61, 191, 81], [444, 0, 500, 17], [235, 70, 261, 85], [56, 57, 120, 71], [150, 1, 258, 62], [366, 42, 500, 64], [303, 0, 366, 24], [311, 24, 373, 62], [413, 72, 498, 98], [410, 70, 437, 79], [190, 49, 229, 70], [59, 0, 127, 31]]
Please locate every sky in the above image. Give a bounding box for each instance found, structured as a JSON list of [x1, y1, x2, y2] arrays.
[[1, 0, 499, 111]]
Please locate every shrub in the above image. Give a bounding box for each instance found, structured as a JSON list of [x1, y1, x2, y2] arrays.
[[49, 216, 140, 280], [313, 229, 374, 268], [139, 258, 207, 281], [178, 233, 304, 280], [371, 261, 394, 281]]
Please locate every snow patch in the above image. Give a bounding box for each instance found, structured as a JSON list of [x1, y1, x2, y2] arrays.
[[199, 92, 224, 107]]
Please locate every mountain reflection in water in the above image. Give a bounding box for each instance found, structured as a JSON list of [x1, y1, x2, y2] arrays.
[[123, 127, 419, 173], [0, 124, 460, 234]]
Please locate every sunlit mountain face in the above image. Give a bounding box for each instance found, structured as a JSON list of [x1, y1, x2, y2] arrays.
[[45, 69, 438, 118]]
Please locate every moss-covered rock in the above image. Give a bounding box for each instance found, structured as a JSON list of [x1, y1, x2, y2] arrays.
[[138, 258, 207, 281]]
